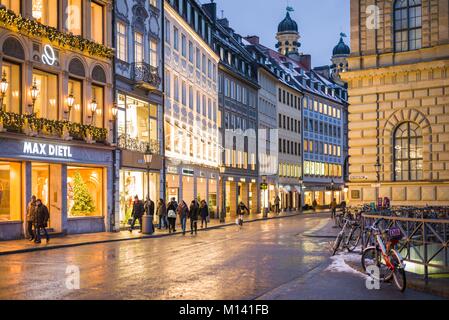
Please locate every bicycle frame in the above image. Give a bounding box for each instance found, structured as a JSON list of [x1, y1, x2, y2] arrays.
[[371, 230, 405, 272]]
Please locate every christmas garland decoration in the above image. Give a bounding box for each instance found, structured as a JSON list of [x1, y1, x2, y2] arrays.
[[0, 8, 114, 59], [0, 111, 108, 143]]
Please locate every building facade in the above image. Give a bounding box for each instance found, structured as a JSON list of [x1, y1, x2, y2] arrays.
[[0, 0, 115, 240], [163, 0, 220, 213], [202, 2, 260, 217], [343, 0, 449, 206], [245, 37, 279, 213], [114, 0, 164, 228]]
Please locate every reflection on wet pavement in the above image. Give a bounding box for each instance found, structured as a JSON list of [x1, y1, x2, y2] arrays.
[[0, 215, 328, 300]]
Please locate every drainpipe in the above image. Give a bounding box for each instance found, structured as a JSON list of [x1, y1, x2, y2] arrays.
[[161, 0, 167, 203], [111, 0, 118, 232]]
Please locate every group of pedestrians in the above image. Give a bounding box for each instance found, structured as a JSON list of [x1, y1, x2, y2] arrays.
[[127, 194, 254, 235], [26, 195, 50, 244], [164, 198, 210, 235]]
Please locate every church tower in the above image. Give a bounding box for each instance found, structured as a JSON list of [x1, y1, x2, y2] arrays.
[[275, 7, 300, 56], [331, 33, 350, 85]]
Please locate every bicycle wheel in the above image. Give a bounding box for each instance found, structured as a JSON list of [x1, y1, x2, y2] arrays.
[[389, 251, 406, 292], [361, 230, 373, 250], [361, 247, 392, 281], [346, 226, 362, 252]]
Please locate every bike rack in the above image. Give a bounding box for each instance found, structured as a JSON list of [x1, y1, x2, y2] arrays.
[[362, 213, 449, 283]]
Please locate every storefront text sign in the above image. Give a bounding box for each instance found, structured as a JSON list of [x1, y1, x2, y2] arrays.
[[23, 142, 73, 158]]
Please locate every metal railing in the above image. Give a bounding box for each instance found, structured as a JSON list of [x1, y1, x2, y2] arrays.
[[131, 62, 161, 88], [362, 212, 449, 282], [118, 134, 160, 154]]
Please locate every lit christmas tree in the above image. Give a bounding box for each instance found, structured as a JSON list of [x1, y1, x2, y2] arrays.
[[70, 171, 95, 216]]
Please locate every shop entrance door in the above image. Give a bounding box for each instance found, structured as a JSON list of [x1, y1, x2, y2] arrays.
[[31, 163, 62, 233]]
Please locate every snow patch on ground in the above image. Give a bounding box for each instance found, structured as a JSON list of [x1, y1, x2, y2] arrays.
[[326, 253, 370, 280]]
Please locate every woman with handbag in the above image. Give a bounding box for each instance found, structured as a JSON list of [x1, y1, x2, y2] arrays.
[[167, 198, 178, 233]]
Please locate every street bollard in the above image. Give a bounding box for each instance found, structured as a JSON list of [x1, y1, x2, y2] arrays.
[[142, 215, 154, 234]]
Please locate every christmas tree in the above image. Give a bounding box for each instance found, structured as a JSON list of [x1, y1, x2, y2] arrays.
[[70, 171, 95, 216]]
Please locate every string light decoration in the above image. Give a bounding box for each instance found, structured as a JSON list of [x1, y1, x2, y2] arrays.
[[0, 8, 114, 59]]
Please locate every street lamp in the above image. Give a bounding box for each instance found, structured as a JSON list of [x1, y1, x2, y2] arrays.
[[0, 71, 8, 111], [144, 145, 153, 201], [30, 78, 39, 115], [66, 91, 75, 120], [375, 158, 382, 207], [111, 104, 118, 144], [90, 98, 98, 125], [219, 166, 226, 223]]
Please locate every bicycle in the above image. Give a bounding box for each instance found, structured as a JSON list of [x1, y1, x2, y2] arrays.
[[361, 218, 406, 292], [331, 214, 362, 255]]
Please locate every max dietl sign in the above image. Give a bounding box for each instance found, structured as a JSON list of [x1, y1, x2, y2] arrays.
[[0, 138, 113, 165], [23, 142, 73, 158]]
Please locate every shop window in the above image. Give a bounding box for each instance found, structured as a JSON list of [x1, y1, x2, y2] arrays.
[[0, 161, 21, 222], [67, 167, 103, 217], [90, 1, 104, 44], [68, 78, 82, 123], [117, 94, 158, 147], [33, 70, 58, 120], [91, 85, 104, 128], [32, 0, 57, 27], [1, 61, 21, 114], [67, 0, 82, 35], [0, 0, 20, 13]]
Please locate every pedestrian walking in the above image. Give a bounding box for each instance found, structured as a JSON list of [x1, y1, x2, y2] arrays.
[[274, 195, 281, 214], [34, 199, 50, 244], [237, 201, 249, 228], [189, 200, 199, 235], [144, 196, 155, 231], [26, 195, 37, 241], [129, 195, 145, 232], [177, 200, 189, 235], [331, 198, 338, 224], [200, 200, 209, 229], [156, 199, 167, 229], [167, 198, 178, 233]]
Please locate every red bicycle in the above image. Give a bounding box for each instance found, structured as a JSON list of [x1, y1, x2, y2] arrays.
[[361, 218, 406, 292]]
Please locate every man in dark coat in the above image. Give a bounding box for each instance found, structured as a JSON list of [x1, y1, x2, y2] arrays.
[[129, 195, 145, 232], [189, 200, 200, 235], [144, 196, 155, 216], [34, 199, 50, 244]]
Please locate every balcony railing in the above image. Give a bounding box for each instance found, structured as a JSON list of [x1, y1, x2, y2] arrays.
[[131, 63, 161, 90], [118, 134, 160, 154]]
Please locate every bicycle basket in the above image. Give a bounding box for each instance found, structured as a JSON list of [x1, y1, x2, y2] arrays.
[[388, 227, 403, 241]]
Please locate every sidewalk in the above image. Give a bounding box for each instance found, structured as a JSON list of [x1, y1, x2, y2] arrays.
[[0, 210, 322, 256]]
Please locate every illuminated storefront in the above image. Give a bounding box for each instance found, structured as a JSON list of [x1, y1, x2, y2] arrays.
[[0, 138, 113, 240], [166, 166, 218, 217]]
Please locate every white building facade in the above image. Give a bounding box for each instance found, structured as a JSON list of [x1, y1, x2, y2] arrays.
[[163, 0, 220, 210]]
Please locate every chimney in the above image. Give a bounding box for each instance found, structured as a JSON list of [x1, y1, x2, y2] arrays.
[[245, 35, 260, 45], [202, 1, 217, 23]]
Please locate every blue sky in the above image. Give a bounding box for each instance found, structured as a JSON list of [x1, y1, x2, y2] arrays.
[[201, 0, 350, 67]]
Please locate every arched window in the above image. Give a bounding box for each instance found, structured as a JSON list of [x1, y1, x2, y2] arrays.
[[394, 122, 423, 181], [394, 0, 422, 52]]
